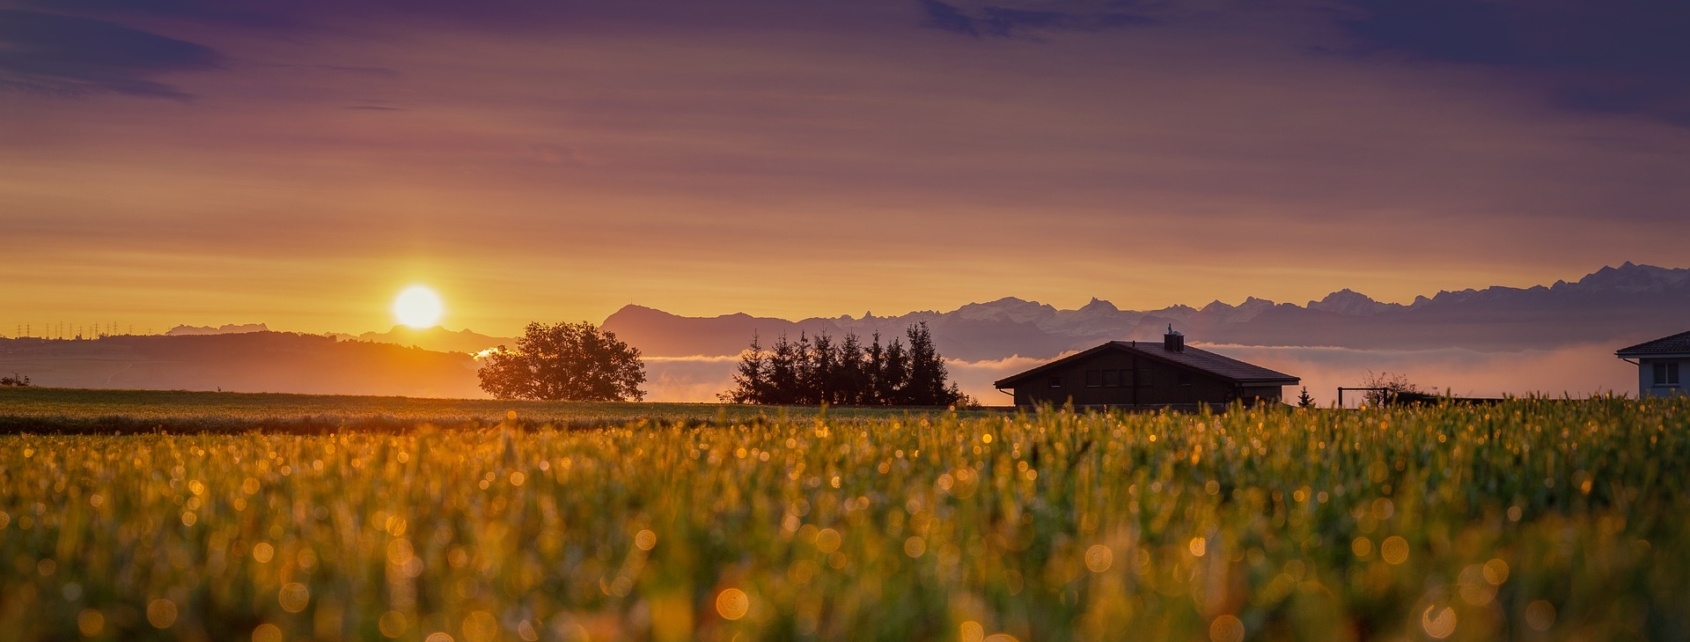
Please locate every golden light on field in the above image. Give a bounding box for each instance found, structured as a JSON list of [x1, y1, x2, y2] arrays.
[[1209, 615, 1245, 642], [1, 399, 1688, 638], [393, 286, 444, 328], [715, 588, 750, 621]]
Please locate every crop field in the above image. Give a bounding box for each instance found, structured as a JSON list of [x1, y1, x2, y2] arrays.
[[1, 391, 1687, 641], [0, 388, 932, 434]]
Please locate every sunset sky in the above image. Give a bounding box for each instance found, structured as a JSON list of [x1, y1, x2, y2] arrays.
[[4, 0, 1687, 336]]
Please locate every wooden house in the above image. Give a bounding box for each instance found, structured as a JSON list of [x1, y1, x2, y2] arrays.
[[993, 328, 1299, 410]]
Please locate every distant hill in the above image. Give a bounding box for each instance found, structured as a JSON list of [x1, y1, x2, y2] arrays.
[[165, 324, 512, 356], [0, 332, 481, 397], [602, 263, 1690, 360], [166, 323, 271, 336], [332, 326, 514, 355]]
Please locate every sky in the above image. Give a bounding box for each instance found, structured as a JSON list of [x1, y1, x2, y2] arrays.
[[3, 0, 1688, 337]]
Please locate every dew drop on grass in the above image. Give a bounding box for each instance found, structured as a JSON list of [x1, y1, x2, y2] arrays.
[[960, 621, 984, 642], [1421, 604, 1457, 639], [378, 611, 409, 638], [1381, 536, 1410, 565], [1084, 545, 1113, 573], [252, 623, 283, 642], [76, 610, 103, 637], [716, 588, 750, 621], [1209, 614, 1244, 642], [146, 599, 177, 629], [278, 582, 310, 613], [1525, 600, 1556, 631]]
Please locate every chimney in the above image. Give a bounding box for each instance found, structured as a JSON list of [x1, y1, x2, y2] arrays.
[[1164, 324, 1184, 352]]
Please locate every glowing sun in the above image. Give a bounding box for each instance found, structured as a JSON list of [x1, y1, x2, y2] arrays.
[[392, 285, 444, 328]]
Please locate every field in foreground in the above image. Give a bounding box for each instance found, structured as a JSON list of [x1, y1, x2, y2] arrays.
[[1, 398, 1687, 641]]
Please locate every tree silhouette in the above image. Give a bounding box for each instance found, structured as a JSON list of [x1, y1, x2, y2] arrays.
[[1296, 386, 1315, 409], [876, 334, 909, 404], [1360, 371, 1431, 406], [903, 322, 960, 406], [722, 324, 967, 406], [723, 333, 769, 404], [835, 333, 867, 405], [477, 321, 645, 401], [767, 334, 800, 404]]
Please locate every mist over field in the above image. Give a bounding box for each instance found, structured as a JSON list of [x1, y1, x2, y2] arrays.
[[637, 343, 1635, 406]]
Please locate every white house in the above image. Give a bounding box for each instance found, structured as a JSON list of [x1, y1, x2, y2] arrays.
[[1616, 331, 1690, 398]]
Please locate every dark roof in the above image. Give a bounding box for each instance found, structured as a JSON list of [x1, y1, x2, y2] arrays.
[[994, 340, 1299, 388], [1616, 330, 1690, 357]]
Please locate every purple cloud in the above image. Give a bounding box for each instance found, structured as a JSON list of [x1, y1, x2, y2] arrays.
[[0, 10, 221, 99]]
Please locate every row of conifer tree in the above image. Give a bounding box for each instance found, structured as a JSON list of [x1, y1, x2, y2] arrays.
[[721, 322, 968, 406]]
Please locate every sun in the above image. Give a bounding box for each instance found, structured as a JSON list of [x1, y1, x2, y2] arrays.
[[392, 285, 444, 328]]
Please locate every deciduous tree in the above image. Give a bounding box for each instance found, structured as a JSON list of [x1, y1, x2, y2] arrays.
[[477, 321, 645, 401]]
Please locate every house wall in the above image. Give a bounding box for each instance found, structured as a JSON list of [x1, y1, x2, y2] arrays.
[[1011, 351, 1254, 407], [1638, 357, 1687, 398], [1240, 385, 1286, 404]]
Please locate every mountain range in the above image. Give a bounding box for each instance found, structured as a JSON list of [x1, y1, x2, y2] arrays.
[[602, 262, 1690, 360]]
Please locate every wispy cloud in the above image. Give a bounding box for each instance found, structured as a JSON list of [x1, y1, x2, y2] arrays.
[[20, 0, 282, 28], [1330, 0, 1690, 126], [0, 10, 221, 99], [917, 0, 1154, 38], [266, 64, 401, 78]]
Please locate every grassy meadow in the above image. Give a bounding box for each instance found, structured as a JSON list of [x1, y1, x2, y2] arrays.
[[0, 387, 929, 434], [1, 390, 1687, 641]]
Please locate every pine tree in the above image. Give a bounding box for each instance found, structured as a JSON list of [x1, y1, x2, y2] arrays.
[[1296, 386, 1316, 409], [792, 333, 817, 404], [722, 324, 965, 407], [904, 322, 952, 405], [835, 333, 866, 405], [767, 334, 799, 405], [722, 334, 768, 404], [879, 336, 909, 405], [865, 333, 886, 404], [808, 332, 836, 404]]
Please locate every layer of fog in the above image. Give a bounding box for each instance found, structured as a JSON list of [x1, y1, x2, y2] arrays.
[[640, 344, 1637, 406]]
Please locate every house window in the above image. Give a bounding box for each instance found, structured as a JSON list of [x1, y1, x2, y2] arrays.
[[1656, 362, 1681, 386], [1119, 370, 1134, 387], [1102, 370, 1118, 387], [1085, 370, 1102, 387], [1049, 376, 1062, 388]]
